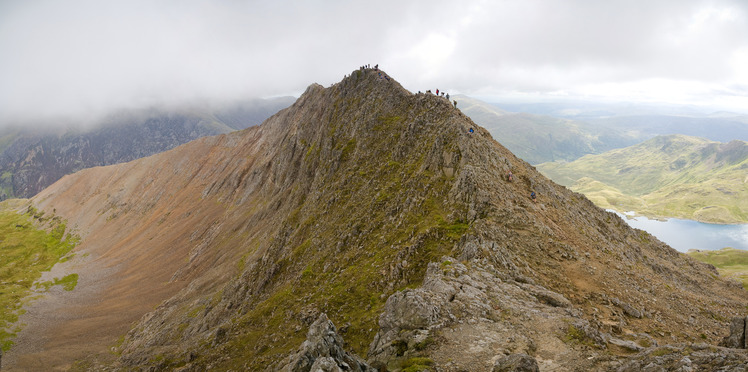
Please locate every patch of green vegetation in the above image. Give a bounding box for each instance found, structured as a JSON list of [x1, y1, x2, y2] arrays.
[[36, 273, 79, 291], [0, 201, 78, 351], [187, 304, 206, 318], [304, 143, 319, 162], [562, 323, 601, 349], [650, 347, 677, 357], [687, 247, 748, 289], [413, 336, 435, 351], [374, 115, 402, 131], [401, 357, 435, 372], [68, 359, 95, 372], [564, 324, 587, 344], [392, 339, 408, 356], [340, 138, 356, 162]]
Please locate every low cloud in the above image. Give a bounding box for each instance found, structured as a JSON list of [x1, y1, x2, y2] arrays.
[[2, 0, 747, 125]]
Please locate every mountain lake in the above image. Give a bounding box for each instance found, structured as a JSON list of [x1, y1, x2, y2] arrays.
[[611, 211, 748, 252]]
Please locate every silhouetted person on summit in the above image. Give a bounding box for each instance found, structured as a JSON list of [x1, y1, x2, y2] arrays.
[[453, 100, 457, 108]]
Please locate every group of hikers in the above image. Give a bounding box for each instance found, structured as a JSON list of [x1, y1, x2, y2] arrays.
[[418, 88, 458, 108], [356, 64, 391, 81]]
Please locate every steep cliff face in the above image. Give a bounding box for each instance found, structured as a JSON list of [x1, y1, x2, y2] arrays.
[[7, 69, 746, 371]]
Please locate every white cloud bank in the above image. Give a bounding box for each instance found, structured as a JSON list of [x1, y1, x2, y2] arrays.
[[1, 0, 747, 124]]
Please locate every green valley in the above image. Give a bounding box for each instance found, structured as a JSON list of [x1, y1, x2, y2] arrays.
[[688, 248, 748, 289], [538, 134, 748, 224], [0, 199, 78, 351]]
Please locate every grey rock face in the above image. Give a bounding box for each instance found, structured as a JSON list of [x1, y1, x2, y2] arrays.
[[617, 343, 748, 372], [721, 316, 747, 349], [608, 338, 644, 352], [611, 297, 642, 319], [278, 313, 375, 372], [368, 257, 602, 370], [492, 353, 539, 372]]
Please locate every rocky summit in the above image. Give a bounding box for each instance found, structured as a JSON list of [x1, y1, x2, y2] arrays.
[[4, 68, 747, 371]]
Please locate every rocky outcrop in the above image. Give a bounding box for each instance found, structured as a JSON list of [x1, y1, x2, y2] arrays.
[[617, 343, 748, 371], [278, 313, 374, 372], [492, 353, 539, 372], [368, 257, 606, 371], [721, 316, 748, 349]]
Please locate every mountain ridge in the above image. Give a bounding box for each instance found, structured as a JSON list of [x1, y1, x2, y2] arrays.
[[4, 69, 747, 371]]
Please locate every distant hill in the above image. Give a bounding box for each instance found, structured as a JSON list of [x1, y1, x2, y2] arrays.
[[455, 96, 640, 164], [586, 115, 748, 143], [458, 96, 748, 165], [0, 97, 294, 200], [538, 134, 748, 223]]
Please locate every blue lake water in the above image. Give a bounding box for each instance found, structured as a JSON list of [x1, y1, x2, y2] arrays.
[[611, 211, 748, 252]]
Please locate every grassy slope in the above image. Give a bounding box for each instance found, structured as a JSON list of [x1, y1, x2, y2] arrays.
[[0, 199, 78, 351], [688, 248, 748, 289], [538, 135, 748, 223]]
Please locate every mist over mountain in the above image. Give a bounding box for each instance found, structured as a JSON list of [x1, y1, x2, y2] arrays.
[[486, 99, 748, 142], [1, 70, 746, 371], [484, 99, 744, 119], [0, 97, 294, 201]]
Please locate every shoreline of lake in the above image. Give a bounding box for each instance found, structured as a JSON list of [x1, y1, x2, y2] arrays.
[[609, 210, 748, 253]]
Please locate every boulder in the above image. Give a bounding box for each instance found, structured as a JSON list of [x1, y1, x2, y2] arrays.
[[492, 353, 539, 372], [720, 316, 746, 349], [278, 313, 375, 372]]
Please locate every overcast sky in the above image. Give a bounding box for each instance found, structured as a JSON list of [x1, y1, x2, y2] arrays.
[[2, 0, 748, 124]]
